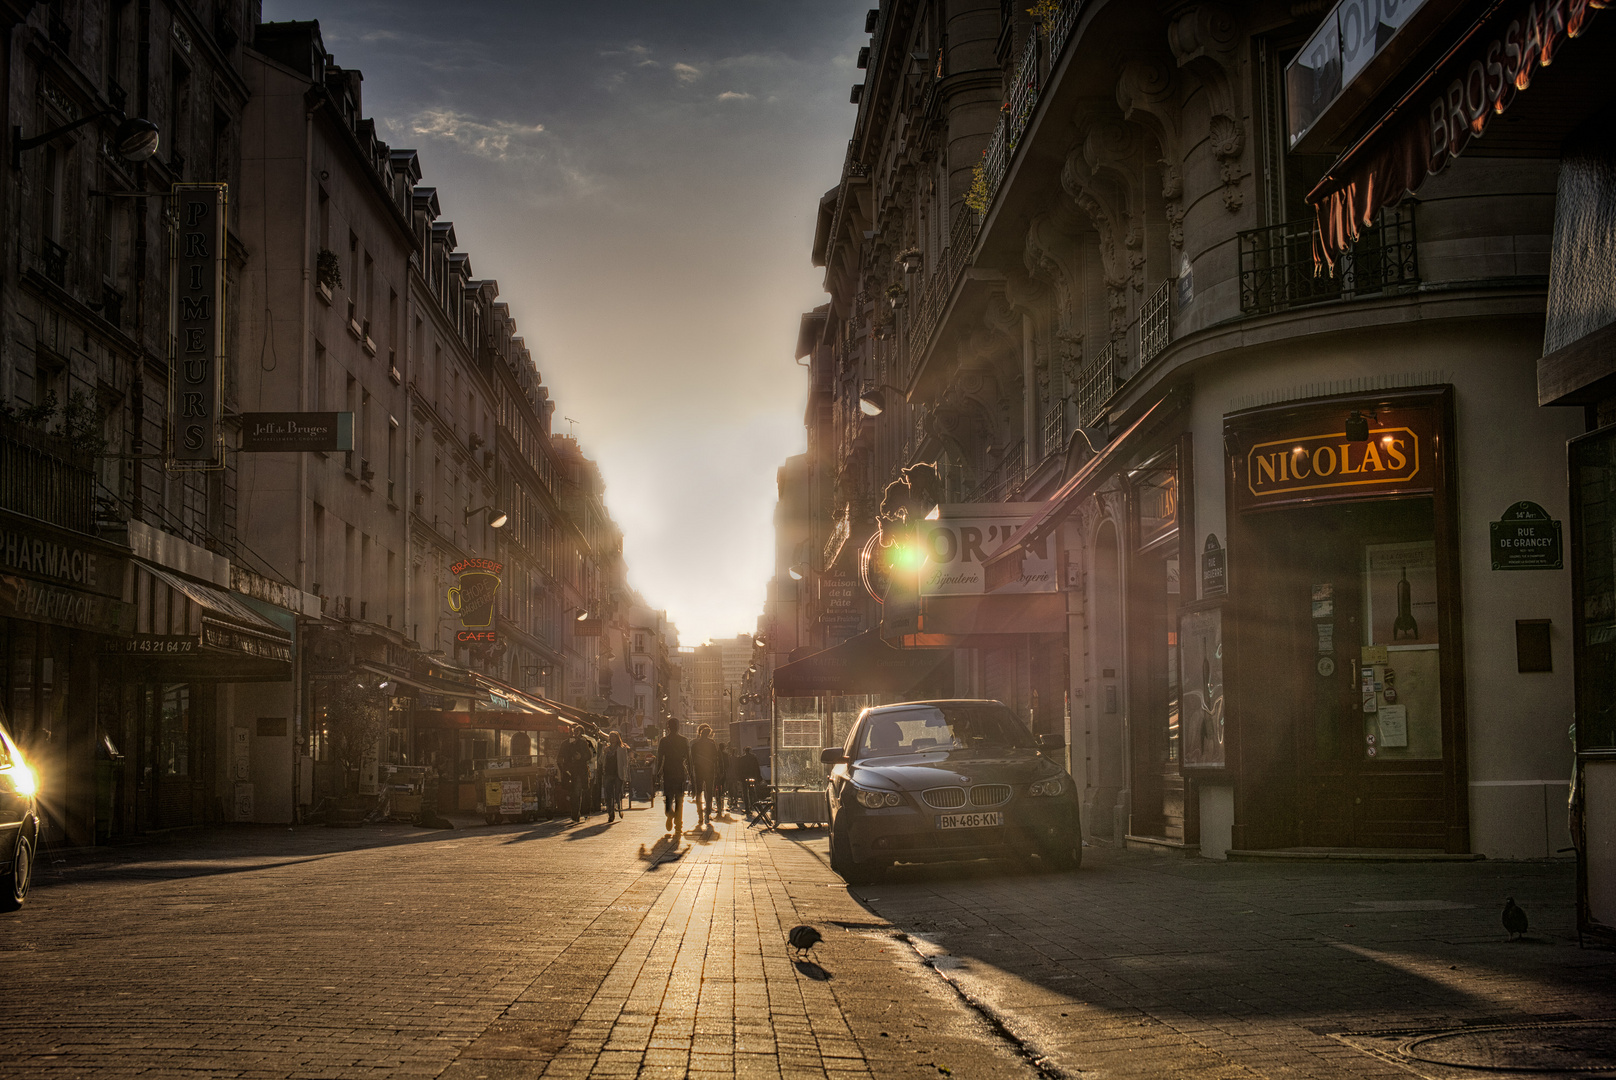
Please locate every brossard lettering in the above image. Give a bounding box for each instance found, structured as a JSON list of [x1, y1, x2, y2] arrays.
[[1427, 0, 1601, 169]]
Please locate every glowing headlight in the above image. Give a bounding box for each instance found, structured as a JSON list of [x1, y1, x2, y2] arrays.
[[855, 787, 902, 809], [6, 762, 36, 798], [1029, 778, 1066, 797]]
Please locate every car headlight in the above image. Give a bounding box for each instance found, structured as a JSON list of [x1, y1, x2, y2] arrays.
[[5, 762, 35, 798], [1028, 777, 1066, 797], [854, 786, 902, 809]]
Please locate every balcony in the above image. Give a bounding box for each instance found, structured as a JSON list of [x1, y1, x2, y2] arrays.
[[1075, 341, 1119, 430], [1239, 206, 1418, 316], [0, 417, 97, 535], [1042, 398, 1066, 462], [38, 239, 67, 287]]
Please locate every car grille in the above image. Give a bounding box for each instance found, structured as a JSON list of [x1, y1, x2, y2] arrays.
[[922, 785, 1012, 809], [970, 784, 1012, 807]]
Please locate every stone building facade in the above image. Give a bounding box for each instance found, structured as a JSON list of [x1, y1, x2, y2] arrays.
[[783, 0, 1598, 859]]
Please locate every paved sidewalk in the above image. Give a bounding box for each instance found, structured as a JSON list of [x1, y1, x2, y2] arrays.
[[0, 801, 1031, 1080], [776, 836, 1616, 1079]]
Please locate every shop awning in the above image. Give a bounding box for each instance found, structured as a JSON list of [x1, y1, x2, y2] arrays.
[[773, 629, 951, 697], [117, 562, 293, 676], [918, 592, 1067, 636], [413, 710, 579, 734], [982, 393, 1178, 593], [1308, 0, 1609, 267]]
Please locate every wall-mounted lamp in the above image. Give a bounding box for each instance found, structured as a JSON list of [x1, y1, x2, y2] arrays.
[[787, 563, 806, 580], [14, 111, 159, 169], [464, 505, 508, 528], [858, 384, 905, 417], [1344, 409, 1377, 443]]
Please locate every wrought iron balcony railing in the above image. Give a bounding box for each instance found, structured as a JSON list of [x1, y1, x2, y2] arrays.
[[1076, 340, 1119, 431], [0, 417, 97, 534], [39, 239, 67, 286], [1239, 206, 1418, 316]]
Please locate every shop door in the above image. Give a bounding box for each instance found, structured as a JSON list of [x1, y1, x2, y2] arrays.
[[1256, 499, 1448, 849]]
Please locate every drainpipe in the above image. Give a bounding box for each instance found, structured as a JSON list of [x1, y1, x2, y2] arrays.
[[1022, 312, 1036, 476], [291, 87, 318, 821]]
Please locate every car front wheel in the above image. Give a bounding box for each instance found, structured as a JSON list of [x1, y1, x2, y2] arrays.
[[1, 829, 34, 912], [829, 813, 884, 885]]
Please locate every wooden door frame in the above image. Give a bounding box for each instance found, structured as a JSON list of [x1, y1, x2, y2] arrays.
[[1223, 386, 1469, 853]]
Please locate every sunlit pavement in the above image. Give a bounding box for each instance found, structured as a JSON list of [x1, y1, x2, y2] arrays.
[[4, 811, 1612, 1079], [0, 802, 1032, 1080], [801, 840, 1616, 1079]]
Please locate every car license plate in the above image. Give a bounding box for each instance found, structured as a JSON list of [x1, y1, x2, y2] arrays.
[[937, 811, 1003, 830]]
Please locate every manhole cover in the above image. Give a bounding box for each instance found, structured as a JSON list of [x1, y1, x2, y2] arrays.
[[1402, 1021, 1616, 1073]]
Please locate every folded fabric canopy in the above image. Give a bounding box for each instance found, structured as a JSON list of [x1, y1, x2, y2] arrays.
[[773, 629, 951, 697]]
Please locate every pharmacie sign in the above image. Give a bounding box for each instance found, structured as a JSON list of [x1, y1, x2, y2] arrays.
[[168, 184, 227, 468], [1227, 395, 1443, 512]]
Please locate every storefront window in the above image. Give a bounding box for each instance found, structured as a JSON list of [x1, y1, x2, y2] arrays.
[[1572, 428, 1616, 751], [159, 684, 190, 777], [1362, 540, 1443, 760]]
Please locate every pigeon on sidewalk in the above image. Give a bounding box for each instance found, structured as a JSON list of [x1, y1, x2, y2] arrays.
[[1502, 897, 1528, 940], [788, 924, 823, 958]]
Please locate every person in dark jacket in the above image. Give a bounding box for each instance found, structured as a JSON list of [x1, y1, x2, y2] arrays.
[[557, 729, 593, 823], [654, 718, 690, 836], [735, 745, 762, 812], [602, 731, 629, 823], [690, 724, 721, 826]]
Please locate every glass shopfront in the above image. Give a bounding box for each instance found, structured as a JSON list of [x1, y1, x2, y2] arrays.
[[1224, 388, 1467, 852]]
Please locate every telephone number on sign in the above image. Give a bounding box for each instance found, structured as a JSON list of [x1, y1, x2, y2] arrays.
[[937, 811, 1004, 830]]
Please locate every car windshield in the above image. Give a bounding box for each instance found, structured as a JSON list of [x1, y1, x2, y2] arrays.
[[855, 703, 1037, 757]]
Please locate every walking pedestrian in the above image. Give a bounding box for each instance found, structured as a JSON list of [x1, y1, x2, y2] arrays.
[[714, 742, 731, 816], [558, 727, 593, 823], [654, 718, 690, 836], [691, 724, 721, 826], [736, 745, 761, 812], [602, 731, 629, 822]]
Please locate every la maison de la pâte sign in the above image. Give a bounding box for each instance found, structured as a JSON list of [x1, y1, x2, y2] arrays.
[[1226, 398, 1441, 512]]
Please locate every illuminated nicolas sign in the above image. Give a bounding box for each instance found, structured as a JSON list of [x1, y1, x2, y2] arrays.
[[448, 558, 503, 644], [1227, 396, 1442, 513], [169, 184, 227, 468]]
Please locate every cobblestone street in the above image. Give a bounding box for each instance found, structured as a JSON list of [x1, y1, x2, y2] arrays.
[[0, 803, 1030, 1080], [1, 802, 1611, 1079]]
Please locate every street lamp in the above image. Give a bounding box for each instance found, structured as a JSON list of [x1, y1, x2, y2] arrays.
[[858, 384, 906, 417], [464, 505, 508, 528], [13, 111, 160, 169]]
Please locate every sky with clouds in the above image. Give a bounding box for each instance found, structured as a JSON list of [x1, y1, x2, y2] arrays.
[[260, 0, 868, 643]]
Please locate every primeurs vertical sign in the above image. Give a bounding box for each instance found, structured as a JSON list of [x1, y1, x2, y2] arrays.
[[168, 184, 227, 468]]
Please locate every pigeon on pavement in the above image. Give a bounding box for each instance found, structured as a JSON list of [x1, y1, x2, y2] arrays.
[[1502, 897, 1528, 940], [788, 924, 823, 958]]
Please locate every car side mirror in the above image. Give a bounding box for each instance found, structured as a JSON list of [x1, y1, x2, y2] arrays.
[[1038, 733, 1065, 750], [820, 747, 848, 765]]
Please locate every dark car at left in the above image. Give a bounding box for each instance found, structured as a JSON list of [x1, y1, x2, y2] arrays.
[[821, 699, 1080, 883], [0, 712, 39, 911]]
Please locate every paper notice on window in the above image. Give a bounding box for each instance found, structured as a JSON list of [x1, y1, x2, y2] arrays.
[[1377, 705, 1409, 748]]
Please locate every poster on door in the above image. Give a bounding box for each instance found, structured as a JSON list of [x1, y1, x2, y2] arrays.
[[1364, 541, 1438, 646], [1178, 607, 1225, 768]]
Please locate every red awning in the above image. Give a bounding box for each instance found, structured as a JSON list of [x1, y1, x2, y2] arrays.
[[1309, 0, 1606, 267], [981, 393, 1177, 592]]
